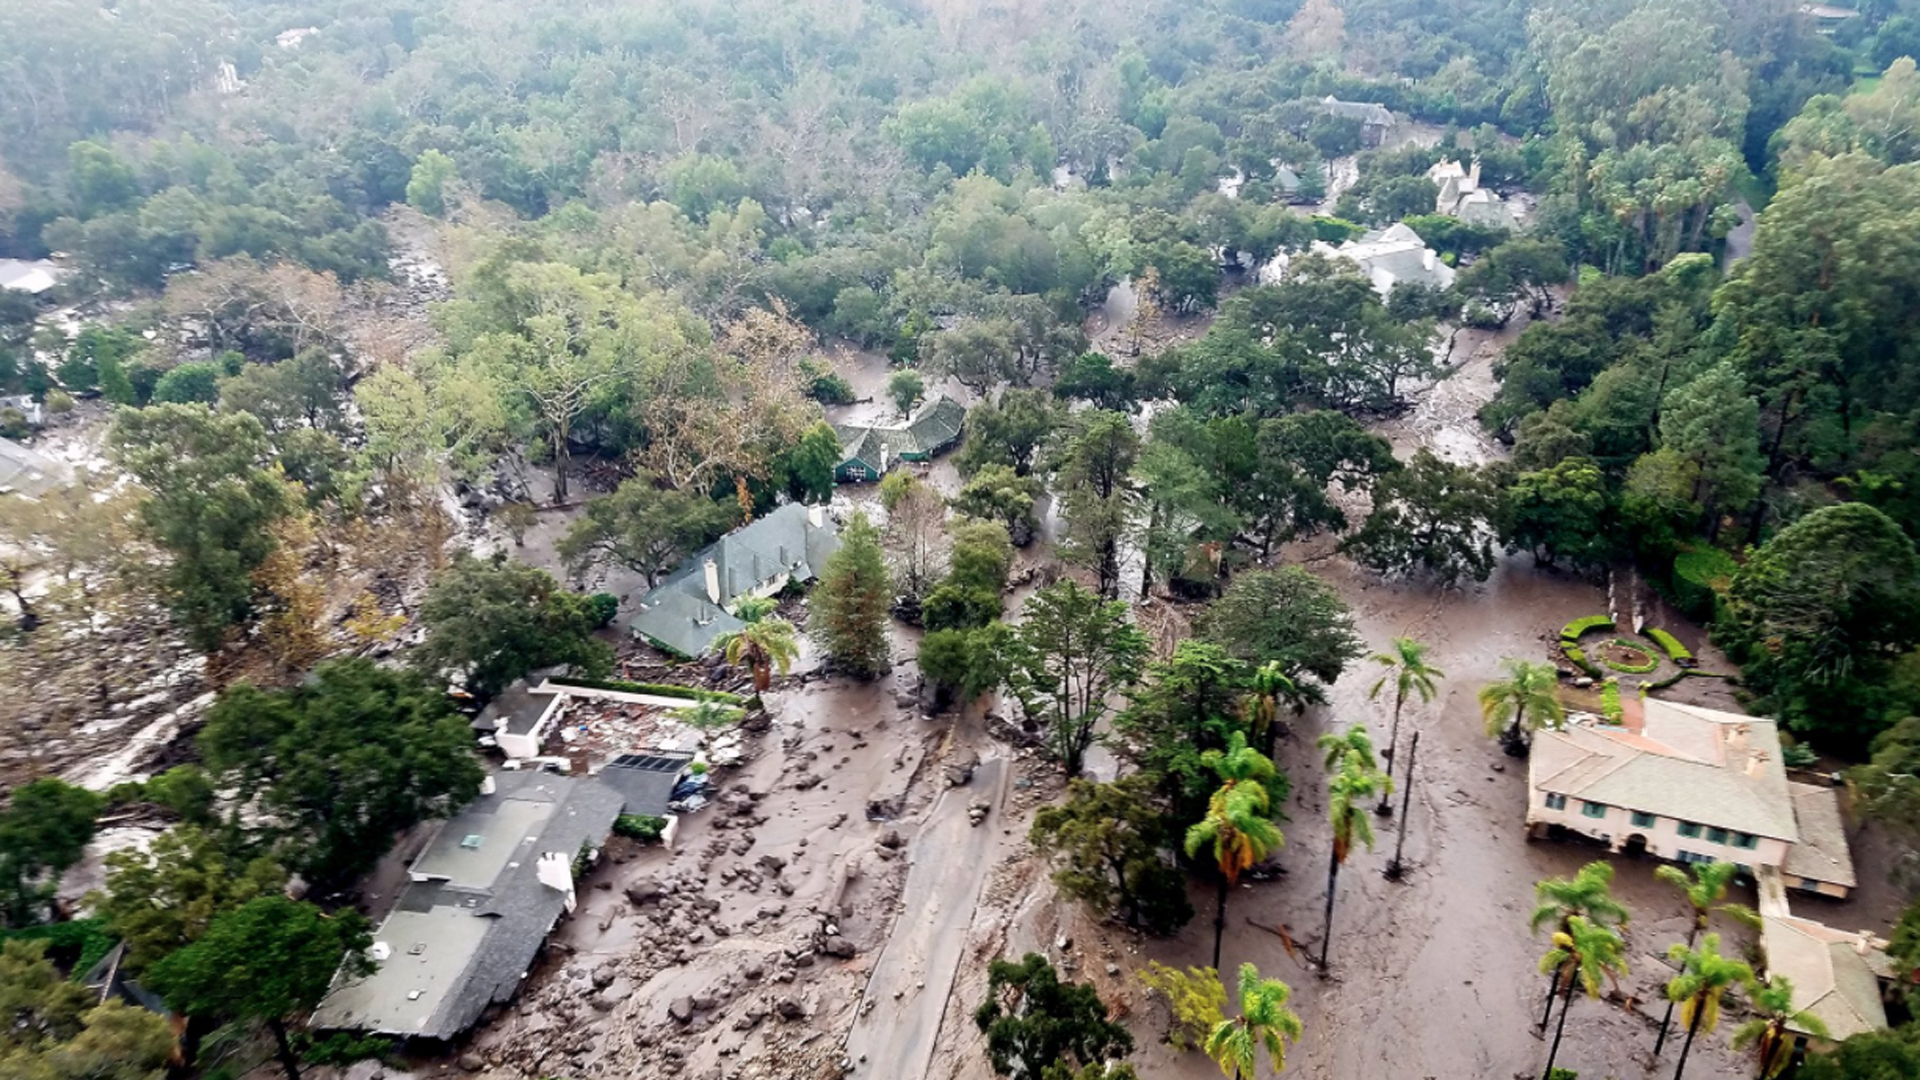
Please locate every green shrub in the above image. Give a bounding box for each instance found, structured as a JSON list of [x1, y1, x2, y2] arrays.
[[1601, 639, 1660, 674], [1646, 627, 1693, 664], [587, 593, 620, 628], [1781, 742, 1819, 769], [1, 918, 116, 974], [302, 1033, 394, 1067], [807, 371, 855, 406], [1311, 216, 1367, 244], [1600, 679, 1623, 724], [546, 675, 745, 706], [613, 814, 668, 842], [1560, 615, 1614, 643]]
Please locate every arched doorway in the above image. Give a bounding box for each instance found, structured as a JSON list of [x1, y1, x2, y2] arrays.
[[1622, 834, 1649, 859]]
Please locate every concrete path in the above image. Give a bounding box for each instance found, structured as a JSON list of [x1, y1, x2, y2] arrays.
[[844, 756, 1008, 1079]]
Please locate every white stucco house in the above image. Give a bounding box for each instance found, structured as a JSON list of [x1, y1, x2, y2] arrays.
[[1526, 697, 1857, 898]]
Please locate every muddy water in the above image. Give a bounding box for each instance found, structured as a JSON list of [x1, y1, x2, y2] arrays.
[[1119, 557, 1759, 1080]]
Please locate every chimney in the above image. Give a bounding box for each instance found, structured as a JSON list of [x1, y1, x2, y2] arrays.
[[1747, 752, 1769, 778], [1728, 723, 1751, 755], [536, 852, 577, 912], [1619, 692, 1645, 734], [704, 558, 721, 604], [1468, 156, 1481, 189], [808, 504, 826, 529]]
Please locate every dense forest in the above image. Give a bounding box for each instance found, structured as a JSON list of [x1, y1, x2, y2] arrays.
[[6, 0, 1920, 1075]]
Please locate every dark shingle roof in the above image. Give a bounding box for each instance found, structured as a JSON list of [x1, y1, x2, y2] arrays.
[[831, 395, 967, 473], [311, 772, 626, 1040], [625, 503, 838, 656]]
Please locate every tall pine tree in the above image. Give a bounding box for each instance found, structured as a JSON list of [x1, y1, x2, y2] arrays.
[[812, 512, 891, 678]]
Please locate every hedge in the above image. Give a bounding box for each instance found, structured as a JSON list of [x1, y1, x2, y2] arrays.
[[1643, 668, 1690, 692], [1563, 645, 1604, 679], [1561, 615, 1615, 643], [1646, 628, 1693, 664], [548, 675, 746, 706], [1600, 680, 1624, 725], [1601, 639, 1660, 675]]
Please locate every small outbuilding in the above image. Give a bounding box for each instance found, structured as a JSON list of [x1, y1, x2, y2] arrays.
[[830, 395, 965, 484]]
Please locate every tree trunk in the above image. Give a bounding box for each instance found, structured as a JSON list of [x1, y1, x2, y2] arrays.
[[1655, 925, 1700, 1056], [552, 430, 571, 505], [1320, 854, 1341, 970], [1386, 732, 1418, 879], [1542, 981, 1574, 1080], [1538, 966, 1561, 1031], [1673, 997, 1704, 1080], [268, 1018, 302, 1080], [1379, 691, 1404, 814], [1213, 873, 1229, 970]]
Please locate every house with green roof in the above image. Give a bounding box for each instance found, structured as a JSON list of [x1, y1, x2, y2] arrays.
[[831, 395, 965, 483]]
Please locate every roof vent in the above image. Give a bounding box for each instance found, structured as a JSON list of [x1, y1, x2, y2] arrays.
[[460, 834, 484, 849], [407, 990, 423, 1001], [408, 943, 427, 955], [370, 941, 392, 961]]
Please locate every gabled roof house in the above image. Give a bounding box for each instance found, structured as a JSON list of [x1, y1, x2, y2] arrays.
[[625, 503, 839, 657], [1322, 96, 1396, 145], [311, 771, 626, 1040], [831, 395, 965, 483], [1313, 223, 1456, 296]]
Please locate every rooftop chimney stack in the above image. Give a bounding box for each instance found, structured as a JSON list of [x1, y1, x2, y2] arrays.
[[704, 558, 721, 604]]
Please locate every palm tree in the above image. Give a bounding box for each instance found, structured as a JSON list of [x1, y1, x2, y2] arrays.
[[1732, 975, 1828, 1079], [1530, 862, 1630, 1030], [1185, 732, 1285, 969], [1538, 915, 1629, 1080], [1654, 862, 1761, 1054], [1205, 962, 1304, 1079], [1245, 662, 1296, 755], [1666, 934, 1754, 1080], [1320, 732, 1386, 972], [1478, 658, 1564, 756], [711, 614, 799, 692], [675, 699, 745, 729], [1368, 637, 1444, 812], [1317, 726, 1378, 773]]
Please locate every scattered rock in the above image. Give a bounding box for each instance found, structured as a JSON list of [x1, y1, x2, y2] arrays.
[[457, 1055, 484, 1072], [758, 853, 788, 873], [776, 998, 806, 1020], [878, 829, 906, 849], [822, 936, 858, 959], [669, 996, 695, 1024], [625, 876, 667, 905]]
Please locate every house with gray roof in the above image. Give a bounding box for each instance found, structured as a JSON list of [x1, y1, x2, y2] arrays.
[[0, 259, 63, 295], [625, 502, 838, 657], [1760, 914, 1893, 1042], [0, 437, 70, 498], [311, 771, 627, 1040], [1322, 96, 1396, 146], [1313, 222, 1456, 296], [831, 395, 966, 484]]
